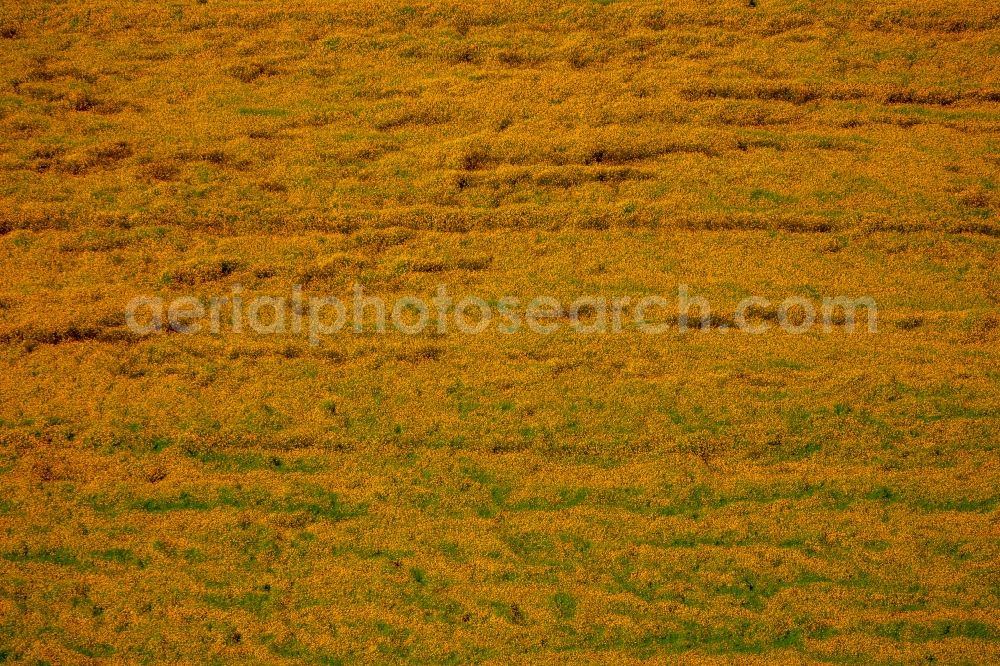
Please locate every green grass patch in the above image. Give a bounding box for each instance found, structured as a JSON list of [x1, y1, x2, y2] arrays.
[[237, 107, 289, 117]]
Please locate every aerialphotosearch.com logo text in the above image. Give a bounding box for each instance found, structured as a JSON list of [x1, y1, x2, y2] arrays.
[[124, 284, 877, 345]]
